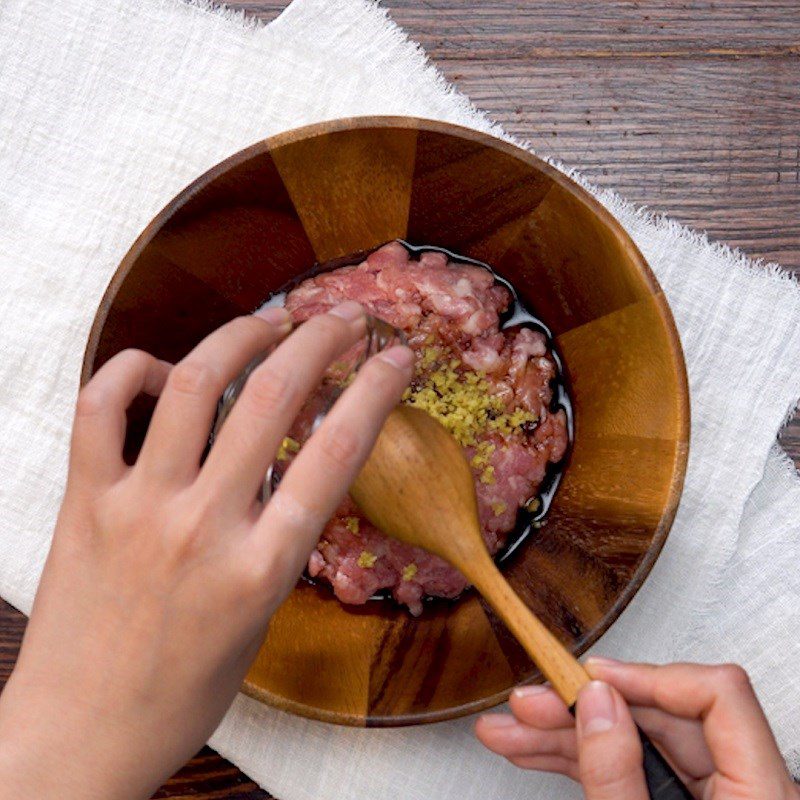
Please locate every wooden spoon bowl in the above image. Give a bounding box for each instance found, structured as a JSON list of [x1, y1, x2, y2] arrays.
[[81, 117, 689, 727]]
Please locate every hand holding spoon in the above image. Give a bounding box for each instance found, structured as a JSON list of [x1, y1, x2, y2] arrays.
[[351, 405, 692, 800]]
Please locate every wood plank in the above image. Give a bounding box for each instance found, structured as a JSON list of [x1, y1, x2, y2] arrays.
[[152, 746, 268, 799], [0, 600, 25, 687], [238, 0, 800, 57], [433, 58, 800, 271]]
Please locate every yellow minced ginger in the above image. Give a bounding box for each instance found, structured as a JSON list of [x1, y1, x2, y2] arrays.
[[419, 345, 444, 370], [479, 465, 496, 485], [345, 516, 360, 534], [402, 346, 537, 451], [491, 501, 507, 516], [276, 436, 301, 461], [357, 551, 378, 568], [470, 439, 495, 469], [401, 563, 418, 581]]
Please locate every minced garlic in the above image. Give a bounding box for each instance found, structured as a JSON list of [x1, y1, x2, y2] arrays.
[[357, 551, 377, 568], [401, 563, 418, 581], [491, 501, 507, 516]]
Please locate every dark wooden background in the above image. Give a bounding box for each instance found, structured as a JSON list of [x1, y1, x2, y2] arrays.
[[2, 2, 798, 797]]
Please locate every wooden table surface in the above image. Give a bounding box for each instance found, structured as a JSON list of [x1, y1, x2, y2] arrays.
[[2, 2, 798, 797]]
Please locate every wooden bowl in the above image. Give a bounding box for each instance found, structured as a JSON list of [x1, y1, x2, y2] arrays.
[[82, 118, 689, 727]]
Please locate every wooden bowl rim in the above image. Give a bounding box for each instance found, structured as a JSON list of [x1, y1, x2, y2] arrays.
[[80, 116, 690, 727]]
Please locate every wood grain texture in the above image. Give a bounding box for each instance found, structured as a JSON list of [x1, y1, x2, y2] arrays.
[[271, 126, 418, 261], [80, 118, 687, 727], [2, 2, 797, 798], [351, 406, 595, 708]]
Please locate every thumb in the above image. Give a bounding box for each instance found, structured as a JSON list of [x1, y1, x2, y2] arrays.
[[576, 681, 648, 800]]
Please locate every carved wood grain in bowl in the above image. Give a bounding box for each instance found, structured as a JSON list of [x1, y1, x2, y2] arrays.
[[81, 117, 689, 727]]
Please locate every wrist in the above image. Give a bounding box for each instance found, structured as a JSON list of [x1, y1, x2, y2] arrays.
[[0, 666, 157, 800]]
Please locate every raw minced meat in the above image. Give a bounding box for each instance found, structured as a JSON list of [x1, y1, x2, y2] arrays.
[[282, 241, 568, 615]]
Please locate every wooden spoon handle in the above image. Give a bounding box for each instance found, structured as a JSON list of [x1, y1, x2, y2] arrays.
[[468, 554, 694, 800], [466, 551, 590, 707]]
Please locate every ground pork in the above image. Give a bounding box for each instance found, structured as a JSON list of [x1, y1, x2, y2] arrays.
[[281, 241, 568, 615]]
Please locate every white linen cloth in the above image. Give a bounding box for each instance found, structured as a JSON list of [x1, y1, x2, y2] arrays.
[[1, 0, 799, 796]]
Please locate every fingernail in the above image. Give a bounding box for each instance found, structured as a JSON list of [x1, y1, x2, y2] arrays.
[[328, 301, 364, 324], [255, 306, 291, 331], [376, 345, 414, 369], [512, 684, 549, 699], [479, 713, 518, 729], [578, 681, 617, 736], [586, 656, 623, 669]]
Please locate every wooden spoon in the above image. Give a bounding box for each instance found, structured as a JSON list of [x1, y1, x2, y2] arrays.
[[351, 405, 692, 800]]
